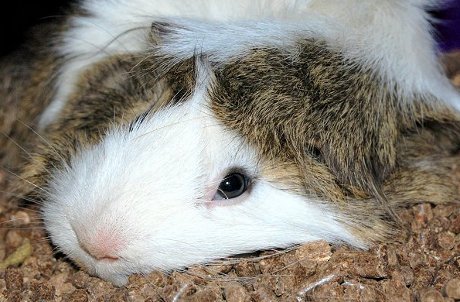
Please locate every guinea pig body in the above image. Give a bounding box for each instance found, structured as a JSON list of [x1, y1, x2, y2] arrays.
[[1, 0, 460, 286]]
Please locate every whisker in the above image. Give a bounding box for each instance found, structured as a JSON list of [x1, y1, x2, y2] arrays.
[[96, 26, 151, 55], [0, 226, 44, 231], [16, 119, 52, 147], [38, 14, 68, 22], [0, 131, 34, 161], [131, 116, 212, 140], [29, 238, 53, 246], [0, 190, 42, 205], [206, 246, 299, 266], [0, 217, 44, 224], [127, 52, 161, 75], [65, 16, 150, 57], [185, 268, 257, 283], [0, 166, 50, 195], [1, 122, 64, 181]]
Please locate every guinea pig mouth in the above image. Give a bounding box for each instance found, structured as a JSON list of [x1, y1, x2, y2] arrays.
[[72, 247, 135, 286], [80, 245, 120, 262]]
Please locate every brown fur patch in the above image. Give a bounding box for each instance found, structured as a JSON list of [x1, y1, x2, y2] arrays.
[[210, 40, 459, 200], [211, 41, 402, 202], [10, 52, 196, 198]]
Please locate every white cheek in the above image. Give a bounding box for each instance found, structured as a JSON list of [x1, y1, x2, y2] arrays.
[[204, 180, 364, 248]]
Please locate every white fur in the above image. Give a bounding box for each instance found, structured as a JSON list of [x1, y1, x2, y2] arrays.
[[42, 63, 363, 286], [39, 0, 460, 128]]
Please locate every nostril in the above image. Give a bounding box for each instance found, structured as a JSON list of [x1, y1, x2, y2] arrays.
[[76, 228, 124, 262]]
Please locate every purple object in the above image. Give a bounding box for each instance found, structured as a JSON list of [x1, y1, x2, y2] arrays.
[[433, 0, 460, 52]]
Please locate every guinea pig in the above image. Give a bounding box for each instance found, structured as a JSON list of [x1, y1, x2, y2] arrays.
[[1, 0, 459, 286]]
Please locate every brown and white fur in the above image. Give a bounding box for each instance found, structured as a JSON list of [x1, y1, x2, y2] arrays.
[[0, 0, 459, 286]]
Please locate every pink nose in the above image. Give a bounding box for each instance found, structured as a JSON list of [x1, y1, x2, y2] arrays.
[[78, 230, 123, 261]]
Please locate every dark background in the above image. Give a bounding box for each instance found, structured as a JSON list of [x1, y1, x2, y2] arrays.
[[0, 1, 74, 57], [0, 1, 458, 57]]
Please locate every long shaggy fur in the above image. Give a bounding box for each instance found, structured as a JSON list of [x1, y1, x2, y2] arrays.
[[0, 0, 459, 286]]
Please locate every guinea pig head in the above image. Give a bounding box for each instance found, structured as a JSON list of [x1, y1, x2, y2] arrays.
[[39, 60, 365, 286]]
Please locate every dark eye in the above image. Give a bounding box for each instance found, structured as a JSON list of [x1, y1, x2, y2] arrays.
[[213, 173, 249, 200]]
